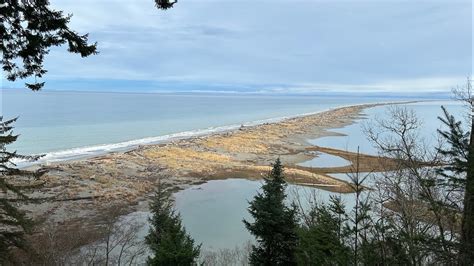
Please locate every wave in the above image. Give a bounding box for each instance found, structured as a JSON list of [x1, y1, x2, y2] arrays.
[[13, 101, 411, 168], [15, 124, 241, 168]]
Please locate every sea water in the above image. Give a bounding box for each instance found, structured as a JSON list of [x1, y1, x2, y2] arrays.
[[2, 89, 467, 251], [3, 89, 415, 165]]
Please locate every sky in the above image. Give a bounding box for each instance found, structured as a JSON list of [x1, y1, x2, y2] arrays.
[[5, 0, 473, 95]]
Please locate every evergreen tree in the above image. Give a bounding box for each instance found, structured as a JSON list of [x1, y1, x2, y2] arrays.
[[358, 233, 410, 266], [154, 0, 178, 9], [243, 158, 299, 265], [145, 182, 200, 265], [462, 104, 474, 265], [2, 0, 175, 90], [295, 199, 351, 265], [437, 79, 473, 264], [0, 117, 45, 263]]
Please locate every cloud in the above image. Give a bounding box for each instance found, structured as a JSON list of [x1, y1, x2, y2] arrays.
[[257, 76, 468, 94], [19, 0, 472, 93]]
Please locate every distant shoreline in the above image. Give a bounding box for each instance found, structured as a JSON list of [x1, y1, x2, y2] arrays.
[[21, 100, 419, 168], [23, 101, 418, 224], [2, 88, 453, 100], [20, 100, 430, 255]]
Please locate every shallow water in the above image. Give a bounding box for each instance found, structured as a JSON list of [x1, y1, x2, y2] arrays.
[[298, 152, 351, 168], [173, 101, 465, 250], [307, 101, 464, 155], [2, 91, 466, 253], [123, 179, 356, 251], [93, 100, 467, 252]]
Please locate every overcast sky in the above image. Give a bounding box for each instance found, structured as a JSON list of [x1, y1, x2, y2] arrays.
[[11, 0, 474, 94]]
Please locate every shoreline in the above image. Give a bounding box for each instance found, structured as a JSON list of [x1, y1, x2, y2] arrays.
[[19, 100, 416, 168], [21, 100, 417, 245]]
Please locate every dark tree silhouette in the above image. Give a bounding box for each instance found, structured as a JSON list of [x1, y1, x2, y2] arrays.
[[0, 117, 45, 262], [155, 0, 178, 10], [145, 181, 200, 265], [2, 0, 176, 91], [244, 158, 299, 265], [295, 198, 351, 265], [438, 79, 474, 265]]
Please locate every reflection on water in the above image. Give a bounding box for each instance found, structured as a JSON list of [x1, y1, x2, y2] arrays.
[[120, 179, 356, 251], [175, 179, 358, 250], [119, 101, 464, 252], [174, 179, 257, 250]]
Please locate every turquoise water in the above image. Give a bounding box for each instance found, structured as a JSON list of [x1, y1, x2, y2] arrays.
[[2, 89, 414, 165]]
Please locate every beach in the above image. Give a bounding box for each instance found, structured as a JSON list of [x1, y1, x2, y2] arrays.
[[20, 102, 407, 233]]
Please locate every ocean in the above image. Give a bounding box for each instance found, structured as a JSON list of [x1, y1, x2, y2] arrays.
[[3, 89, 466, 251], [1, 89, 424, 165]]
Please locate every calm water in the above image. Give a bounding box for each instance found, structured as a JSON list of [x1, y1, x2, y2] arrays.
[[298, 153, 351, 168], [171, 101, 465, 250], [2, 89, 414, 165], [123, 179, 356, 251], [308, 101, 464, 156]]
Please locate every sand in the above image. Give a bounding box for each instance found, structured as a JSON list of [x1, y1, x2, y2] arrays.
[[20, 102, 407, 232]]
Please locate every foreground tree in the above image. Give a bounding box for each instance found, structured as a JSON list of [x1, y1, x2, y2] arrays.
[[243, 158, 299, 265], [291, 87, 471, 265], [295, 196, 351, 265], [365, 106, 462, 264], [0, 117, 45, 263], [437, 79, 473, 264], [2, 0, 176, 90], [145, 181, 200, 265]]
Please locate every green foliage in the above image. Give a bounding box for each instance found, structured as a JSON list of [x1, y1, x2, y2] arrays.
[[145, 184, 200, 266], [2, 0, 175, 91], [295, 199, 351, 265], [2, 0, 98, 90], [437, 105, 470, 186], [358, 235, 410, 265], [0, 117, 44, 262], [437, 80, 474, 264], [243, 158, 299, 265], [155, 0, 178, 10]]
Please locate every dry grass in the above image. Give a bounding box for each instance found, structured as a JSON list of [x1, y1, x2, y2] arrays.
[[26, 104, 388, 234]]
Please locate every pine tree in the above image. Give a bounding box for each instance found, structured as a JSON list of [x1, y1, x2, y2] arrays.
[[437, 79, 473, 264], [462, 107, 474, 265], [145, 182, 200, 265], [295, 199, 351, 265], [0, 117, 45, 262], [243, 158, 299, 265]]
